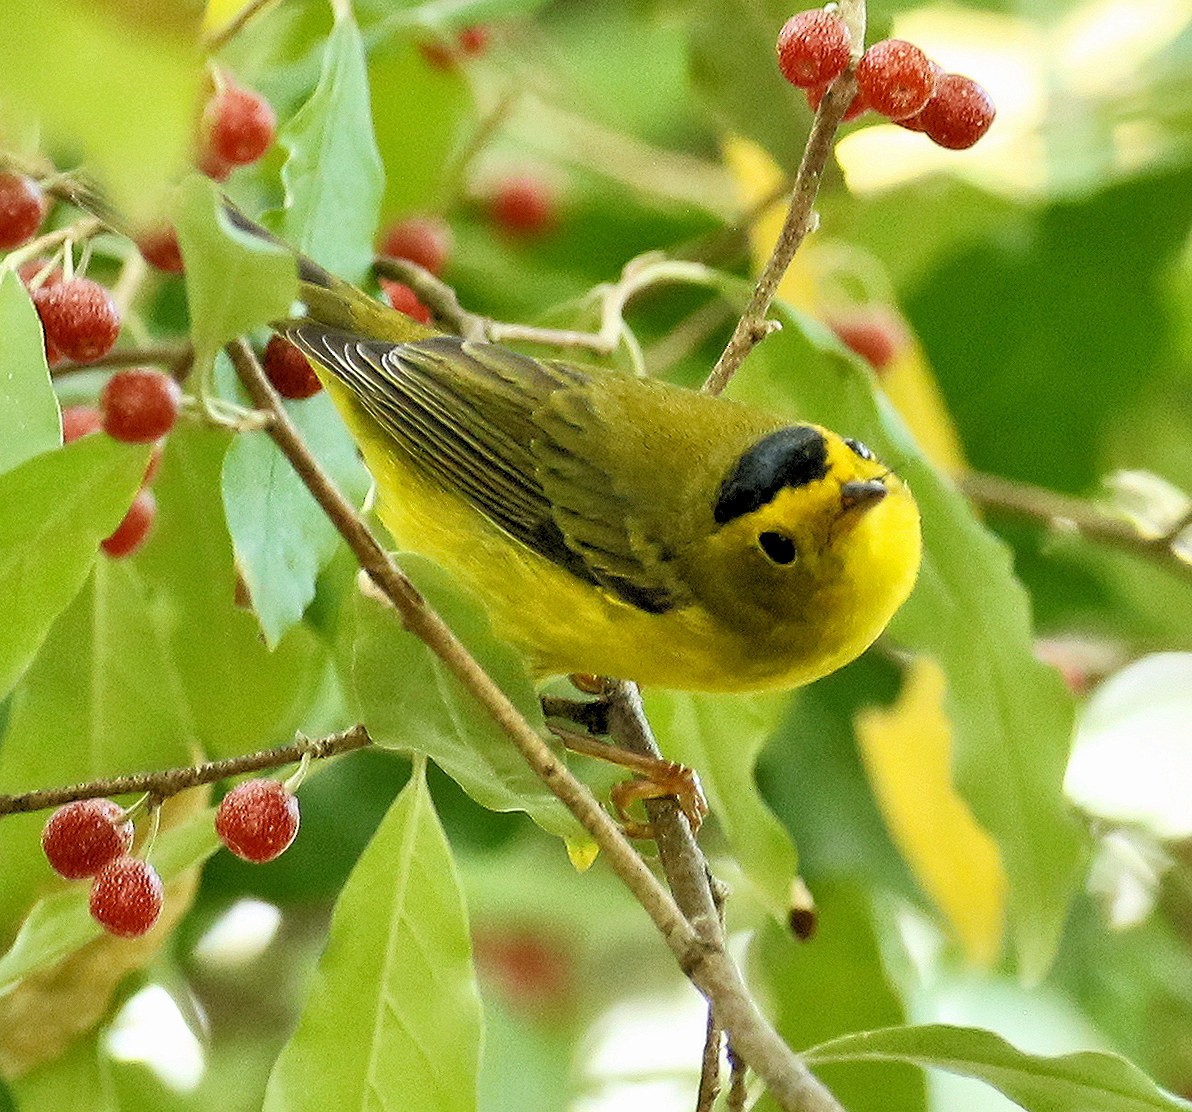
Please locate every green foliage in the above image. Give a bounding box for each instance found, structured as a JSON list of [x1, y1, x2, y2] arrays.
[[263, 765, 482, 1112], [0, 271, 60, 475], [2, 0, 1192, 1107]]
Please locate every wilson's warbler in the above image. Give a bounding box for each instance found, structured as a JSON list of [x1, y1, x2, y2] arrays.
[[268, 240, 922, 692]]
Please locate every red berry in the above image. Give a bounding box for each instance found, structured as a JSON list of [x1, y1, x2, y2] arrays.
[[378, 216, 451, 276], [776, 11, 851, 89], [489, 176, 555, 237], [202, 82, 276, 167], [828, 307, 907, 372], [61, 404, 103, 444], [901, 73, 995, 149], [99, 368, 182, 443], [457, 25, 490, 56], [380, 279, 433, 324], [805, 82, 868, 120], [42, 799, 134, 880], [137, 226, 184, 273], [418, 39, 457, 70], [196, 144, 234, 182], [0, 173, 48, 250], [263, 336, 322, 400], [102, 489, 157, 558], [33, 278, 120, 363], [89, 856, 163, 938], [215, 779, 300, 863], [856, 40, 935, 120]]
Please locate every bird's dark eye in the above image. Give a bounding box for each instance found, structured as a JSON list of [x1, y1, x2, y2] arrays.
[[844, 438, 875, 461], [758, 531, 797, 565]]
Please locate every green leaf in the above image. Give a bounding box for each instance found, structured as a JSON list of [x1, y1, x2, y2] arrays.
[[222, 386, 366, 648], [804, 1024, 1192, 1112], [174, 174, 298, 360], [133, 425, 326, 759], [9, 1035, 116, 1112], [264, 765, 482, 1112], [352, 555, 582, 841], [644, 690, 796, 918], [0, 1, 202, 222], [0, 560, 196, 939], [0, 435, 149, 701], [280, 13, 385, 281], [730, 300, 1086, 982], [751, 890, 925, 1112], [0, 271, 59, 476]]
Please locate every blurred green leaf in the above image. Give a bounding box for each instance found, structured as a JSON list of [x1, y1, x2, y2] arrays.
[[264, 765, 482, 1112], [174, 174, 298, 361], [280, 13, 384, 282], [730, 300, 1086, 981], [0, 0, 202, 221], [351, 555, 583, 841], [0, 271, 59, 476], [133, 425, 326, 759], [0, 560, 195, 939], [805, 1024, 1192, 1111], [0, 809, 219, 992], [752, 887, 925, 1112], [0, 435, 149, 702], [645, 689, 796, 918], [9, 1035, 115, 1112], [222, 388, 366, 649]]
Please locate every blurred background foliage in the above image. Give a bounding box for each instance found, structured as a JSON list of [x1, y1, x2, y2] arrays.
[[1, 0, 1192, 1109]]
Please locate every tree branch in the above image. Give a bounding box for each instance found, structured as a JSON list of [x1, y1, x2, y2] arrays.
[[959, 470, 1192, 586], [0, 726, 372, 816]]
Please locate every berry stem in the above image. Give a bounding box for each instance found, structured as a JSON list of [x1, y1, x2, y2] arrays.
[[140, 800, 163, 862], [702, 68, 860, 397], [203, 0, 279, 53], [1, 215, 104, 276], [283, 747, 313, 794], [0, 726, 372, 816]]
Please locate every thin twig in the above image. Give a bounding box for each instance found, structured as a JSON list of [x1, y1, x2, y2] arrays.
[[51, 343, 192, 377], [0, 726, 371, 816], [226, 338, 843, 1112], [203, 0, 279, 53], [701, 72, 860, 397], [959, 470, 1192, 585], [696, 1004, 724, 1111]]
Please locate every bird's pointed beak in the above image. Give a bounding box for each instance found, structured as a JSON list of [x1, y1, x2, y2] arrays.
[[838, 479, 888, 519]]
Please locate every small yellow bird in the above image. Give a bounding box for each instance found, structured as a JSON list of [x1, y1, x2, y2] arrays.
[[273, 252, 922, 694]]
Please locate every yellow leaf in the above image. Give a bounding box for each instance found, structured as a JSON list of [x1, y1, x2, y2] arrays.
[[565, 837, 599, 873], [855, 657, 1006, 966], [203, 0, 244, 33]]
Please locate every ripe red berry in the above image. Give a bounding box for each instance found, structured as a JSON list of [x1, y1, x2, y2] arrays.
[[0, 173, 48, 250], [776, 10, 851, 89], [102, 489, 157, 558], [137, 226, 184, 273], [61, 404, 103, 444], [215, 779, 300, 863], [457, 25, 490, 56], [857, 40, 935, 120], [900, 72, 995, 149], [489, 176, 555, 237], [378, 216, 451, 276], [380, 279, 433, 324], [99, 368, 182, 443], [89, 856, 163, 938], [805, 82, 868, 120], [202, 82, 276, 167], [42, 799, 134, 880], [33, 278, 121, 364], [828, 307, 907, 372], [263, 336, 322, 400], [196, 144, 235, 182]]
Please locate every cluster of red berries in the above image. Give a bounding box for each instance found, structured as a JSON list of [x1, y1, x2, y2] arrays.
[[42, 779, 299, 939], [62, 368, 181, 557], [776, 9, 995, 150]]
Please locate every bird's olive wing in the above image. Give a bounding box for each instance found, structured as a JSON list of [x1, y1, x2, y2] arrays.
[[285, 327, 690, 612]]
